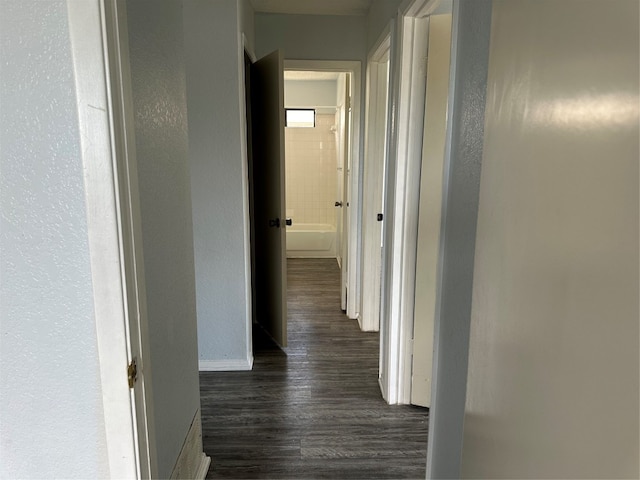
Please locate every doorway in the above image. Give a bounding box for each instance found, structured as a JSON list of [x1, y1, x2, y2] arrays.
[[360, 32, 391, 336], [282, 70, 350, 294], [283, 60, 363, 319]]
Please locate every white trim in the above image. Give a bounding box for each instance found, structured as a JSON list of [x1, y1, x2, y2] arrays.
[[380, 0, 442, 405], [284, 60, 363, 321], [103, 0, 158, 475], [242, 33, 257, 62], [194, 454, 212, 480], [378, 375, 388, 402], [67, 0, 155, 477], [199, 357, 254, 371], [240, 29, 255, 375], [361, 27, 392, 334], [400, 0, 441, 17], [170, 409, 210, 479]]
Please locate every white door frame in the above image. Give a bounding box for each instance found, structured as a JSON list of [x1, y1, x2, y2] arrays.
[[68, 0, 156, 477], [360, 27, 391, 333], [335, 72, 350, 305], [380, 0, 449, 404], [284, 60, 362, 319]]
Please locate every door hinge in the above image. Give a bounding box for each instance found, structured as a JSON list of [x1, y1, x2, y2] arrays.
[[127, 357, 138, 389]]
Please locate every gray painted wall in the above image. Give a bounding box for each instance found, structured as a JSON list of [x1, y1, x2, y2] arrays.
[[366, 0, 402, 52], [426, 0, 492, 477], [285, 80, 338, 108], [241, 0, 256, 56], [461, 0, 639, 477], [184, 0, 253, 368], [0, 1, 109, 477], [126, 1, 202, 477], [255, 13, 367, 61]]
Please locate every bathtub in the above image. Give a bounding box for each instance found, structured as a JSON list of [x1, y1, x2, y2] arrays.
[[286, 223, 336, 258]]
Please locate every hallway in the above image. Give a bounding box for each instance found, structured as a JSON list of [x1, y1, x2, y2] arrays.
[[200, 259, 429, 478]]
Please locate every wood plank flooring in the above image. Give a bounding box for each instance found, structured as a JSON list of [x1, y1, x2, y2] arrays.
[[200, 258, 429, 479]]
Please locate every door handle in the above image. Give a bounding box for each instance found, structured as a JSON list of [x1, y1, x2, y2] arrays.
[[285, 218, 292, 226], [335, 201, 343, 207], [269, 218, 280, 228]]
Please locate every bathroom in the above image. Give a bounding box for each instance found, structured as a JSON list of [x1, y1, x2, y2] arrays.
[[284, 71, 349, 262]]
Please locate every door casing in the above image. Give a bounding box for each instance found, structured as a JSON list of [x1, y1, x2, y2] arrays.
[[361, 28, 391, 336], [68, 0, 156, 476], [284, 60, 363, 320]]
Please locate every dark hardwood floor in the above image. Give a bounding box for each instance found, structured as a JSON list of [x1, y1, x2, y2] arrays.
[[200, 258, 429, 479]]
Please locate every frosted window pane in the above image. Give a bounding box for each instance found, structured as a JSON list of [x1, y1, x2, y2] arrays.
[[286, 109, 315, 128]]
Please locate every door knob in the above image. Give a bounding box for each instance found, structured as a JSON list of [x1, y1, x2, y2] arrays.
[[335, 201, 343, 207], [269, 218, 280, 228]]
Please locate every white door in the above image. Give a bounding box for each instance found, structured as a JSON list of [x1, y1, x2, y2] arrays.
[[411, 13, 452, 407], [361, 53, 390, 332], [339, 74, 351, 310]]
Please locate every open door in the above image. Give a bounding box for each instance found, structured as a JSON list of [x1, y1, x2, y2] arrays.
[[249, 50, 287, 348], [411, 14, 452, 407], [338, 74, 351, 311], [361, 52, 390, 332]]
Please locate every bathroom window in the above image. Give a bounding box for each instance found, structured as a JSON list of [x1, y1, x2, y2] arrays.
[[285, 109, 315, 128]]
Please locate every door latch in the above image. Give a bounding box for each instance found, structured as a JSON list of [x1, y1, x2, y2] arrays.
[[127, 358, 138, 389], [377, 213, 383, 221]]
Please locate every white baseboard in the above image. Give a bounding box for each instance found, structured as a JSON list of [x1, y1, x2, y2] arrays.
[[286, 253, 337, 258], [194, 453, 211, 480], [170, 409, 210, 479], [379, 376, 389, 403], [199, 356, 253, 371]]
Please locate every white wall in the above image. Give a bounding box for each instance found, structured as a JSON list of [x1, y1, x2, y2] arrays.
[[184, 0, 253, 370], [126, 1, 202, 477], [0, 1, 109, 477], [285, 79, 337, 108], [461, 0, 639, 478]]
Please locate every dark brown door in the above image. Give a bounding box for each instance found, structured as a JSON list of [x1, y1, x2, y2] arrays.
[[249, 50, 287, 347]]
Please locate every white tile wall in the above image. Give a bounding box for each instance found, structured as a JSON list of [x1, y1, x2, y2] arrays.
[[285, 114, 338, 226]]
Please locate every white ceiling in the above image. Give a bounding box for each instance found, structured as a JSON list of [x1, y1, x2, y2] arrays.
[[250, 0, 376, 16], [284, 71, 341, 81]]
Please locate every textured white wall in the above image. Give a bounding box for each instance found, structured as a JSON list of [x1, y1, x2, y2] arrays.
[[462, 0, 639, 477], [0, 1, 108, 477], [285, 80, 338, 108], [184, 0, 253, 368], [126, 1, 202, 477]]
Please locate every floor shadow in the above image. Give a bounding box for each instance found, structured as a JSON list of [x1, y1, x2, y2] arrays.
[[252, 323, 286, 356]]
